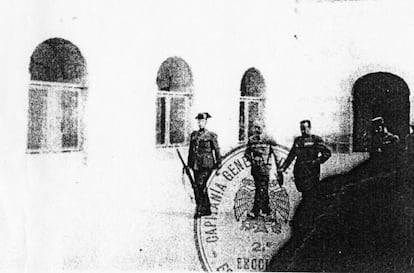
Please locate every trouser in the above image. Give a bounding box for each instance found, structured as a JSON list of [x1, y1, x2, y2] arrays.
[[251, 171, 271, 215], [293, 182, 321, 233], [193, 169, 212, 213]]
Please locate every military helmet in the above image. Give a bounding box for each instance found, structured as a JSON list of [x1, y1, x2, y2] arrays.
[[195, 112, 212, 119]]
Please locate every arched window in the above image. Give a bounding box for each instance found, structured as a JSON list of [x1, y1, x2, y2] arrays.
[[239, 67, 266, 142], [27, 38, 87, 153], [156, 57, 193, 147], [352, 72, 410, 151]]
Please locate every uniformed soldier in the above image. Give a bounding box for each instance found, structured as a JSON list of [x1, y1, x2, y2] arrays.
[[188, 112, 222, 218], [369, 117, 400, 171], [278, 120, 331, 231], [370, 116, 400, 155], [244, 120, 278, 219], [279, 120, 331, 195]]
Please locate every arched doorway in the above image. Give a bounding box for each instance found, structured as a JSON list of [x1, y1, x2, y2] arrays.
[[352, 72, 410, 152]]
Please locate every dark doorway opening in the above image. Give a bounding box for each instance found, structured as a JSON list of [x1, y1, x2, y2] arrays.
[[352, 72, 410, 152]]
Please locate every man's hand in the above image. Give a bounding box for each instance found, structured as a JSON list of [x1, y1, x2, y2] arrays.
[[215, 163, 222, 176], [276, 171, 284, 187]]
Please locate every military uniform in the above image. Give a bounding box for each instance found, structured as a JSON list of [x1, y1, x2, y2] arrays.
[[370, 130, 400, 154], [281, 134, 331, 193], [369, 117, 400, 167], [188, 128, 221, 215], [244, 133, 278, 217]]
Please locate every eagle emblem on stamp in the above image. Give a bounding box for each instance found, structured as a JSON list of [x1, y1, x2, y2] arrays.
[[194, 144, 301, 272]]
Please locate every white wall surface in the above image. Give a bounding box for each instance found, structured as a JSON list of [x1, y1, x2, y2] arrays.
[[0, 0, 413, 272]]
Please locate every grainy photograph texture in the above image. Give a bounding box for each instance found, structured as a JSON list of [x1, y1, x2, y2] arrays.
[[1, 0, 414, 273], [28, 38, 87, 153]]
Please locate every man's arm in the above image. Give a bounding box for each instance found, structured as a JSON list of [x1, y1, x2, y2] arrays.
[[390, 133, 400, 144], [244, 137, 253, 162], [187, 132, 195, 169], [267, 137, 279, 168], [384, 128, 400, 144], [315, 136, 331, 164], [211, 133, 222, 168], [280, 140, 297, 172]]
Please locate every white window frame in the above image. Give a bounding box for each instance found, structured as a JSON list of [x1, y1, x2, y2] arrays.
[[156, 90, 192, 148], [239, 95, 265, 143], [27, 80, 87, 154]]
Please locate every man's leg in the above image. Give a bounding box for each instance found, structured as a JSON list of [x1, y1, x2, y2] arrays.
[[295, 180, 320, 231], [193, 171, 204, 216], [200, 170, 212, 215], [251, 172, 261, 217], [259, 174, 271, 215]]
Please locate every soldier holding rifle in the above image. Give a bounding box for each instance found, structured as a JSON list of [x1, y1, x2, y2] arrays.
[[181, 112, 222, 218]]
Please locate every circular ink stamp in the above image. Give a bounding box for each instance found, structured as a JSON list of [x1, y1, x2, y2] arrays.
[[194, 145, 301, 272]]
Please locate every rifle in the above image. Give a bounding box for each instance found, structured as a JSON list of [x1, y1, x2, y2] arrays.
[[176, 149, 196, 189]]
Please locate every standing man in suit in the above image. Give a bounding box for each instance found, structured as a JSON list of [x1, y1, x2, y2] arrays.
[[188, 112, 222, 218]]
